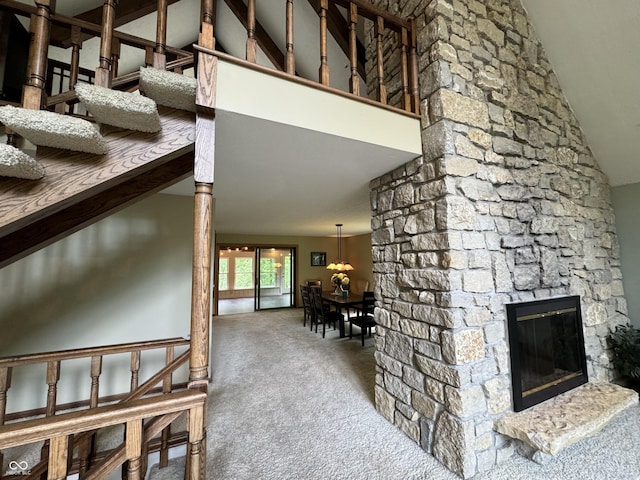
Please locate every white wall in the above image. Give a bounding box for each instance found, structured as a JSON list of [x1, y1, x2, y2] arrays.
[[612, 183, 640, 327], [0, 193, 195, 412]]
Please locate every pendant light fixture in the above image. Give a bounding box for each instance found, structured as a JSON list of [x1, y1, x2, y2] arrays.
[[327, 223, 354, 271]]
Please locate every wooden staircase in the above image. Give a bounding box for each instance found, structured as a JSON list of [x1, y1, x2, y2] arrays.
[[0, 104, 196, 269]]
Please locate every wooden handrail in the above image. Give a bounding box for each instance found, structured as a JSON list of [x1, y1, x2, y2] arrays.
[[0, 337, 189, 367]]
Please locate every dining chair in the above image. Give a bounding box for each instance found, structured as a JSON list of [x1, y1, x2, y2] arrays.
[[299, 284, 313, 327], [309, 285, 343, 338], [349, 291, 376, 346]]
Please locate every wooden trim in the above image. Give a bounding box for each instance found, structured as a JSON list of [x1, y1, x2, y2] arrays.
[[3, 382, 188, 423], [0, 390, 207, 449], [194, 46, 420, 119], [0, 338, 189, 367]]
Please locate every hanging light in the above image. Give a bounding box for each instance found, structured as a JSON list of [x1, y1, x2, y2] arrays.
[[327, 223, 354, 271]]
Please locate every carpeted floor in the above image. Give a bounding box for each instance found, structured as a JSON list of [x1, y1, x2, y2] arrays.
[[148, 309, 640, 480]]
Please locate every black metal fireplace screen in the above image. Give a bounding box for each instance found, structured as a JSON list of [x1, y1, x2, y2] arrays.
[[506, 296, 588, 411]]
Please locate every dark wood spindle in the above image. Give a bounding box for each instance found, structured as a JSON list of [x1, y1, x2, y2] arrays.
[[375, 15, 387, 105], [155, 0, 168, 69], [40, 360, 61, 479], [67, 25, 82, 114], [5, 129, 17, 147], [409, 18, 419, 114], [0, 366, 11, 477], [318, 0, 329, 85], [110, 37, 121, 78], [96, 0, 118, 87], [22, 0, 55, 110], [400, 26, 410, 112], [285, 0, 295, 74], [159, 346, 174, 468], [348, 4, 359, 96], [130, 351, 141, 392], [246, 0, 257, 63], [145, 46, 155, 67]]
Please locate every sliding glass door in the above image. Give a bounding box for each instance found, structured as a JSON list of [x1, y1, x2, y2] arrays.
[[255, 247, 295, 310]]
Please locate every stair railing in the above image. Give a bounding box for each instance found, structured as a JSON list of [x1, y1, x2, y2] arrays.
[[0, 337, 190, 479], [0, 390, 206, 480]]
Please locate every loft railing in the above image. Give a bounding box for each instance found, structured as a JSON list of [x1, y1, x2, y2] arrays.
[[0, 338, 190, 479], [0, 0, 419, 117], [0, 390, 206, 480]]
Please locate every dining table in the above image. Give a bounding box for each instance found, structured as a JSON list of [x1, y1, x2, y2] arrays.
[[321, 290, 364, 338]]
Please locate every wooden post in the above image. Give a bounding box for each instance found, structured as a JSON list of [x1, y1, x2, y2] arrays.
[[318, 0, 329, 85], [246, 0, 257, 63], [96, 0, 118, 87], [199, 0, 216, 50], [285, 0, 294, 74], [348, 4, 359, 96], [155, 0, 168, 69], [187, 404, 204, 480], [190, 49, 217, 395], [48, 435, 69, 480], [125, 419, 143, 480], [375, 15, 387, 105], [22, 0, 56, 110]]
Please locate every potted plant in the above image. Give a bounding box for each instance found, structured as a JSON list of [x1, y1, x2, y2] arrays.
[[608, 323, 640, 390]]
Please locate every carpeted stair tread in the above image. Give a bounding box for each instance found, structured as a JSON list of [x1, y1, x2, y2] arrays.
[[0, 144, 45, 179], [75, 83, 161, 133], [0, 105, 108, 155], [139, 67, 197, 113]]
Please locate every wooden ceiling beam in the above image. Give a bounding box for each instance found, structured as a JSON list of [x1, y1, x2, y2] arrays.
[[50, 0, 182, 48]]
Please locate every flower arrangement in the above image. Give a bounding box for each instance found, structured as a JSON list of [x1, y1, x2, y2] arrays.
[[331, 272, 350, 290]]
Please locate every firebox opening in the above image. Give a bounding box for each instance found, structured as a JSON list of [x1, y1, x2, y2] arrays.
[[507, 296, 588, 412]]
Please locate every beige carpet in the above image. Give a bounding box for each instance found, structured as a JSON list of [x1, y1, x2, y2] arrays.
[[147, 309, 640, 480]]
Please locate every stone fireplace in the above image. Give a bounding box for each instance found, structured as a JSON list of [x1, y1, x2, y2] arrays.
[[367, 0, 631, 478], [506, 295, 588, 411]]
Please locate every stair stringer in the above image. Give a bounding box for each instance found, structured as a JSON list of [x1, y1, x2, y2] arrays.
[[0, 105, 196, 268]]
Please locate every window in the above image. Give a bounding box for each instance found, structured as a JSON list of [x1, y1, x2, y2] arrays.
[[234, 257, 254, 289], [260, 258, 276, 287], [218, 258, 229, 291]]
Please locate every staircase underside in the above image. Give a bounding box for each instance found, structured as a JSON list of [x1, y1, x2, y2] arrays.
[[0, 105, 196, 269]]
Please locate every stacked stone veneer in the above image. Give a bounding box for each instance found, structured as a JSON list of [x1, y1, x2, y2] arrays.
[[366, 0, 630, 478]]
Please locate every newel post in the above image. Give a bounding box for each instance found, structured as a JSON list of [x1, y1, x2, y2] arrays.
[[189, 47, 217, 394], [22, 0, 56, 110]]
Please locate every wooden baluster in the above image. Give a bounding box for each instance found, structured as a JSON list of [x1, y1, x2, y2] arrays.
[[186, 404, 204, 480], [199, 0, 216, 49], [5, 129, 17, 147], [78, 355, 103, 476], [0, 367, 12, 479], [22, 0, 55, 110], [126, 419, 143, 480], [400, 27, 410, 112], [145, 46, 154, 67], [409, 18, 419, 114], [48, 435, 69, 480], [348, 4, 359, 96], [111, 37, 121, 78], [67, 25, 82, 114], [130, 351, 141, 392], [96, 0, 118, 88], [318, 0, 329, 85], [285, 0, 294, 74], [155, 0, 168, 69], [159, 347, 175, 468], [375, 15, 387, 105], [40, 361, 60, 480], [246, 0, 257, 63]]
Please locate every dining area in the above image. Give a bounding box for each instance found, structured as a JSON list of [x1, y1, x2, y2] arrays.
[[299, 281, 376, 346]]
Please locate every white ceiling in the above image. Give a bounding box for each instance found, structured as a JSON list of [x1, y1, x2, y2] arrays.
[[15, 0, 640, 235], [520, 0, 640, 187]]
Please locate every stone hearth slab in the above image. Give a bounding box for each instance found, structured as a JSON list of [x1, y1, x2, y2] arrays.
[[495, 383, 638, 457]]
